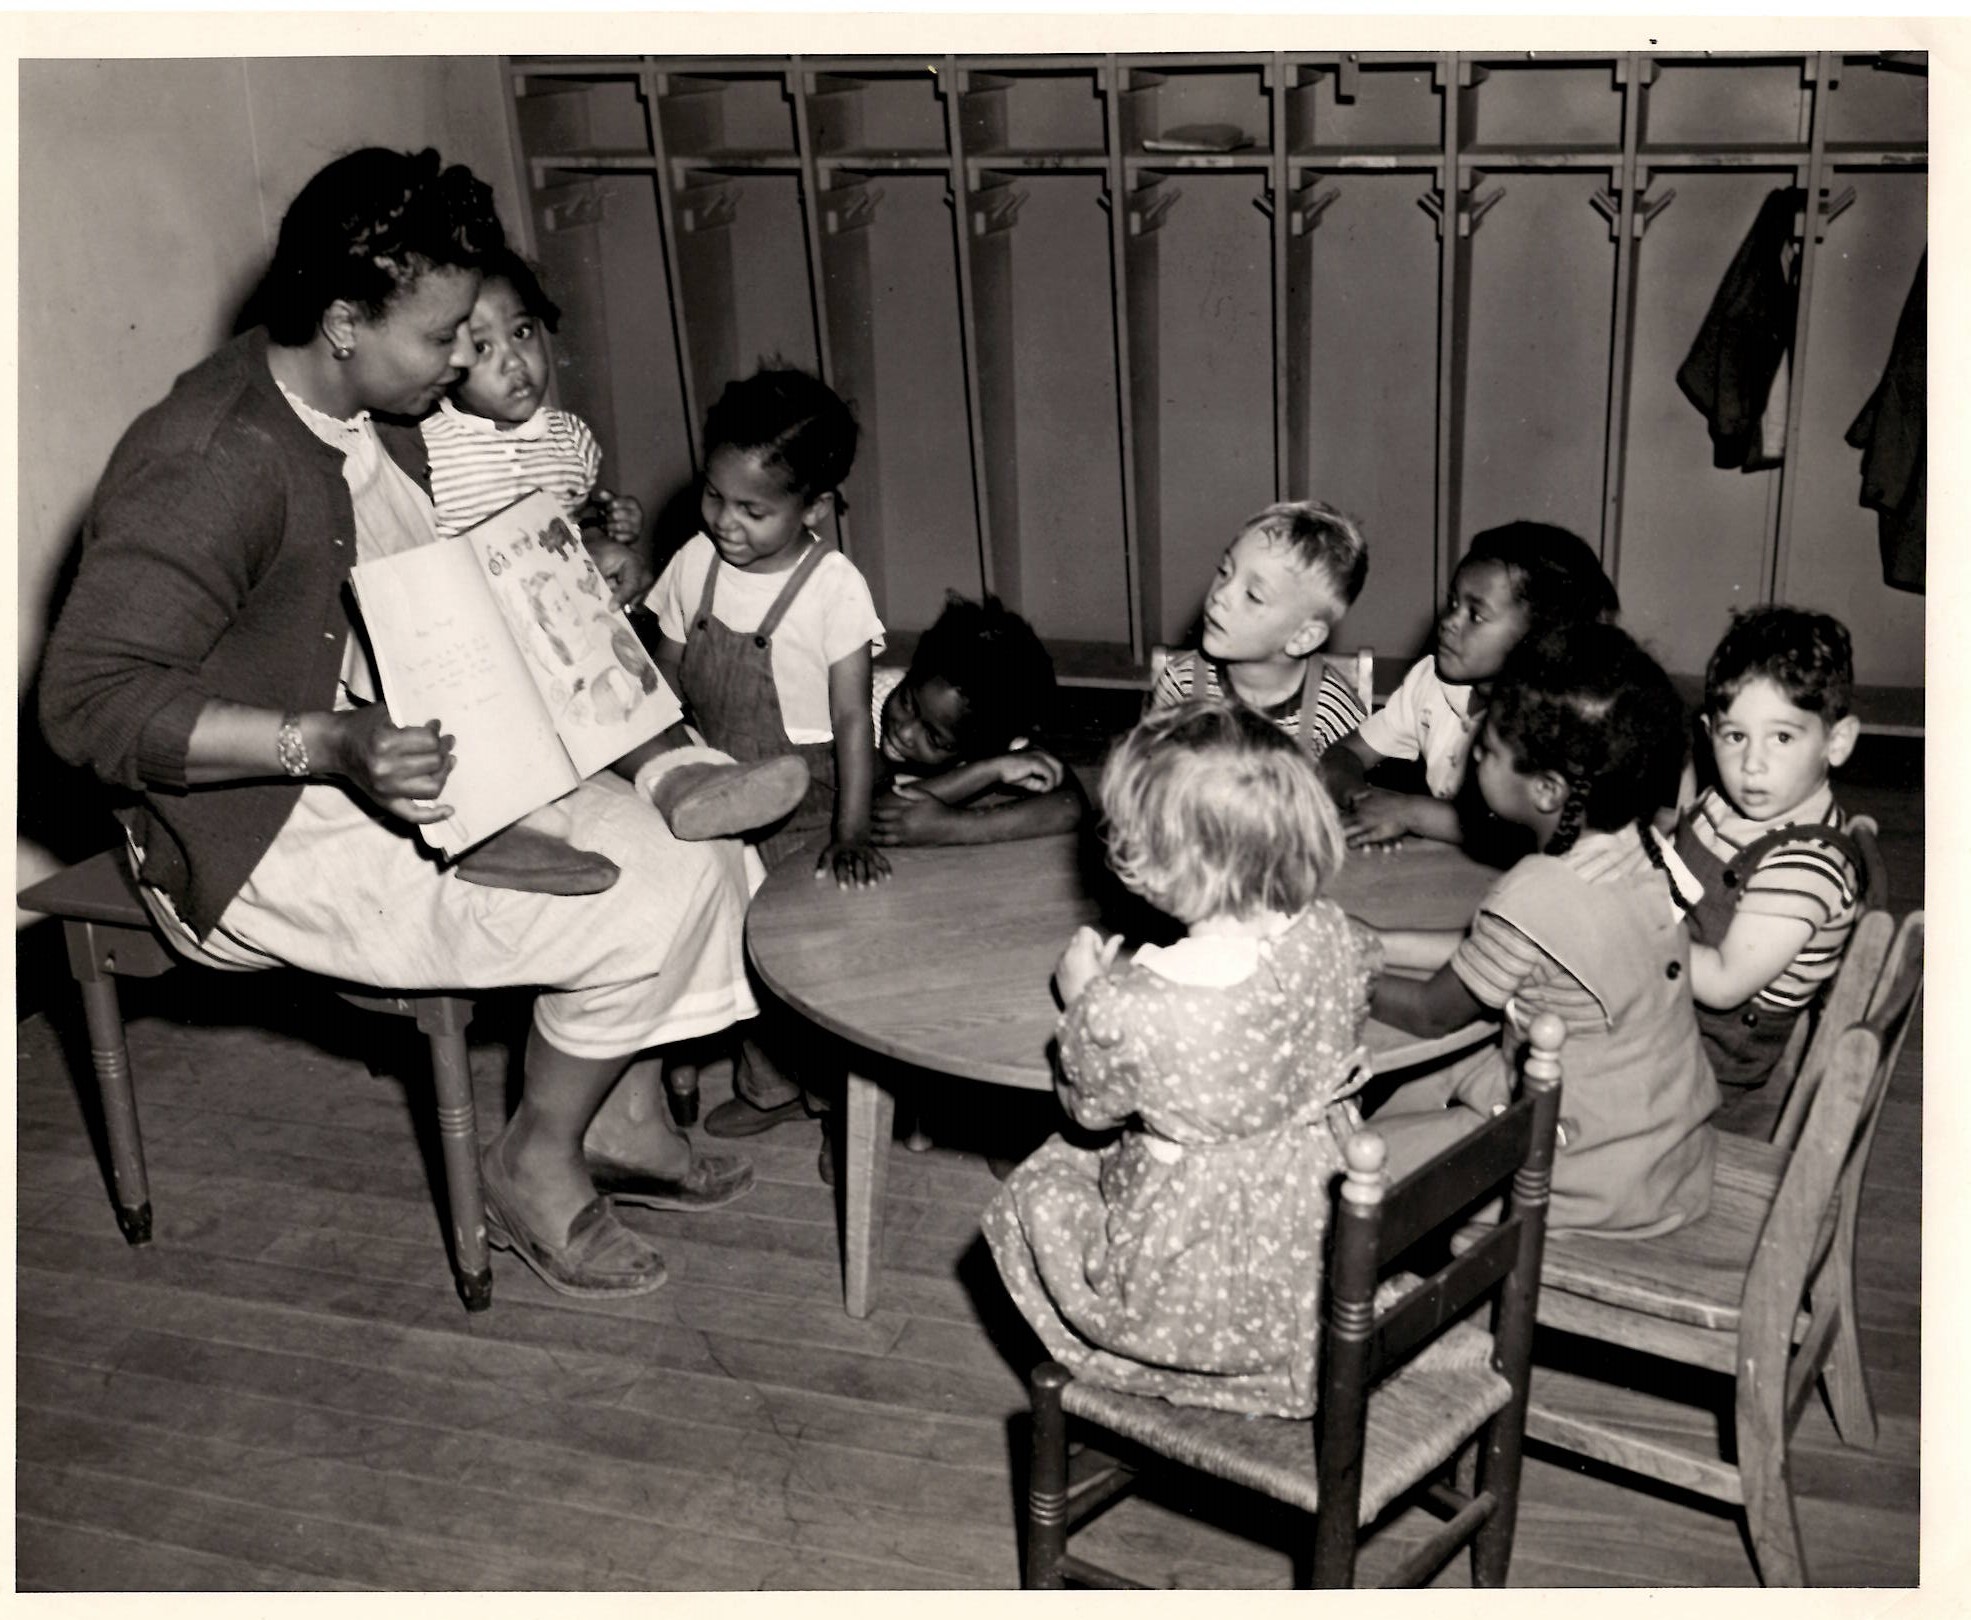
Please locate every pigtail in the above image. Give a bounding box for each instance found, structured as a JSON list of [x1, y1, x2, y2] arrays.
[[1547, 780, 1587, 856]]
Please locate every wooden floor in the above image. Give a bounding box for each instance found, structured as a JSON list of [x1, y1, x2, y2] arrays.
[[14, 735, 1923, 1589]]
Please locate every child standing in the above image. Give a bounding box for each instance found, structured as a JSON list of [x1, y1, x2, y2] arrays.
[[646, 365, 887, 1138], [1322, 521, 1618, 850], [983, 700, 1379, 1418], [868, 593, 1088, 847], [1368, 622, 1716, 1237], [426, 251, 810, 859], [1149, 501, 1370, 762], [1677, 607, 1866, 1089]]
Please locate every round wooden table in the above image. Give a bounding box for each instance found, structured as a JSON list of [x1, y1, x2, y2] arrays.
[[748, 832, 1499, 1317]]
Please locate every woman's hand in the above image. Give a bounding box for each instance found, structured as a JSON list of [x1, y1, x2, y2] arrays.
[[816, 836, 892, 891], [1055, 925, 1123, 1006], [324, 705, 455, 824], [584, 536, 654, 609]]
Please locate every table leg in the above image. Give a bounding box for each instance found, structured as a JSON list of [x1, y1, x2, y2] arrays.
[[842, 1069, 894, 1319]]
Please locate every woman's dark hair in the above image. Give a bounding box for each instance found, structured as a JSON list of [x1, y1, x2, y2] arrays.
[[701, 364, 859, 506], [243, 147, 505, 345], [1489, 621, 1687, 857], [478, 247, 563, 333], [1462, 520, 1620, 638], [909, 593, 1058, 757]]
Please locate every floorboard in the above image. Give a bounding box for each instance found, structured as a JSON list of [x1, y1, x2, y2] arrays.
[[13, 729, 1923, 1589]]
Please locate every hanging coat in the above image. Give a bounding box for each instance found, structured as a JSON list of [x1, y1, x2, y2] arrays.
[[1846, 256, 1926, 593], [1677, 188, 1801, 472]]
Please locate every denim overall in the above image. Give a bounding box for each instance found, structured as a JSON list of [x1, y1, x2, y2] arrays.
[[677, 539, 839, 873], [1672, 815, 1864, 1087]]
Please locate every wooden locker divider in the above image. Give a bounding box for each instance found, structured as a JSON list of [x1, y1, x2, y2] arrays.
[[500, 51, 1925, 700]]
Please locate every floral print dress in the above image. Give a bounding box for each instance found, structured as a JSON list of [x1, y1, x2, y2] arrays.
[[982, 900, 1381, 1417]]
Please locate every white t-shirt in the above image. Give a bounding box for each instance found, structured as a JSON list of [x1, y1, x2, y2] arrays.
[[1355, 654, 1479, 800], [647, 533, 885, 744]]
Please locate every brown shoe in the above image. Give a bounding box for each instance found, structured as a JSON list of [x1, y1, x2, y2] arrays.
[[480, 1146, 666, 1297], [586, 1149, 756, 1212], [456, 823, 620, 896], [652, 756, 811, 841]]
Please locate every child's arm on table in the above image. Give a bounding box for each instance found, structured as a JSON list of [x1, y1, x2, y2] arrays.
[[870, 751, 1089, 847], [1318, 730, 1379, 802], [819, 644, 890, 888], [1342, 786, 1463, 848], [1688, 911, 1813, 1010]]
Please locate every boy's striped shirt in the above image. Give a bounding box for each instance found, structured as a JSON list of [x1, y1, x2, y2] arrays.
[[1683, 784, 1862, 1011], [1148, 650, 1365, 761], [423, 400, 602, 540]]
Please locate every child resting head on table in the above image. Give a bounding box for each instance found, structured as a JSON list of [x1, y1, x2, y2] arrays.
[[1321, 520, 1618, 854], [983, 697, 1381, 1417], [1367, 620, 1717, 1238], [868, 593, 1088, 847]]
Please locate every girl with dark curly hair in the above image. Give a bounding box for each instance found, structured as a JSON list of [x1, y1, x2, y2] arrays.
[[1364, 621, 1718, 1238]]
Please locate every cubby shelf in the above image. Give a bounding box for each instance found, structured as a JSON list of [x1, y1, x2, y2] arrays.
[[502, 50, 1928, 701]]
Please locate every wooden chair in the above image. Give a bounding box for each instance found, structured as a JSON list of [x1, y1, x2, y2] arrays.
[[1519, 909, 1923, 1585], [1753, 815, 1889, 1121], [19, 849, 494, 1311], [1022, 1015, 1564, 1589]]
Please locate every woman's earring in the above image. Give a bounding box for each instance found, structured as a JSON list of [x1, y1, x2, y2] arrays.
[[331, 344, 353, 361]]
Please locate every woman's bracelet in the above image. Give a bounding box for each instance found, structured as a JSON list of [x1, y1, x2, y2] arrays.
[[276, 711, 311, 777]]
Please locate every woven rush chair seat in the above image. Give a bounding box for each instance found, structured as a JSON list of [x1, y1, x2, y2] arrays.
[[1062, 1296, 1508, 1522]]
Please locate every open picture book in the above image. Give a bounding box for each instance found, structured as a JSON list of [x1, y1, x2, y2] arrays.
[[350, 489, 680, 858]]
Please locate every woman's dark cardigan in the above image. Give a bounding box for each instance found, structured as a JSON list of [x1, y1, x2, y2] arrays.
[[39, 329, 430, 937]]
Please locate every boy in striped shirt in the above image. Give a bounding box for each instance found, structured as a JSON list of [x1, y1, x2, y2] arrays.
[[1674, 607, 1867, 1088], [1148, 501, 1369, 762]]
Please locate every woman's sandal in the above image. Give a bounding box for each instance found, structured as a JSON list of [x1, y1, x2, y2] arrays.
[[586, 1149, 756, 1212], [480, 1144, 668, 1297]]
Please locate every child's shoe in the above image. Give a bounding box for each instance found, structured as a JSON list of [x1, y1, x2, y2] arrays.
[[637, 745, 811, 841], [455, 822, 620, 895]]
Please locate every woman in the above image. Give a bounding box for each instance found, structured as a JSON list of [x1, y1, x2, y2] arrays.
[[39, 147, 756, 1300]]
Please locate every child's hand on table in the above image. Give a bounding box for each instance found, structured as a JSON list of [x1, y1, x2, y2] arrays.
[[816, 837, 892, 890], [1056, 925, 1124, 1006], [1340, 786, 1412, 850]]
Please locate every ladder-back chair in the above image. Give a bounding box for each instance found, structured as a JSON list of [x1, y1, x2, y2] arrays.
[[1022, 1015, 1564, 1588]]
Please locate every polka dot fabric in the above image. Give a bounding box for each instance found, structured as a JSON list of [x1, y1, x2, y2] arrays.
[[982, 901, 1381, 1418]]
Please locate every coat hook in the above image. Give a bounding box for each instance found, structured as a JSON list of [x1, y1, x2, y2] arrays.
[[1463, 185, 1506, 237], [970, 186, 1027, 239], [1128, 186, 1180, 238], [1290, 184, 1340, 237], [680, 187, 737, 234], [823, 185, 884, 236]]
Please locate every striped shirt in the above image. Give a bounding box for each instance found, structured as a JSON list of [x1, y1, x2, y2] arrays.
[[1148, 649, 1366, 762], [1681, 785, 1860, 1012], [1453, 826, 1673, 1038], [422, 399, 602, 540]]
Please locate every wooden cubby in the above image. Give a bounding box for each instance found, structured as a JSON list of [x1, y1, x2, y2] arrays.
[[504, 51, 1927, 701]]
